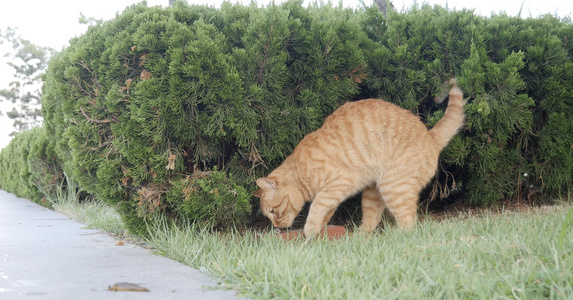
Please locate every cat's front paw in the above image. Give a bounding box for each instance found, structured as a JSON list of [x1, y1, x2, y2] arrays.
[[303, 223, 322, 238]]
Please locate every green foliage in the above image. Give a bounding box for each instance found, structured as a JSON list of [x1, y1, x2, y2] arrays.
[[167, 169, 250, 228], [0, 127, 63, 206], [361, 5, 572, 204], [40, 1, 367, 234], [1, 2, 571, 233]]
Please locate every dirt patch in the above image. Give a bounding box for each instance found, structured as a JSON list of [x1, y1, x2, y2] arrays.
[[422, 198, 569, 223]]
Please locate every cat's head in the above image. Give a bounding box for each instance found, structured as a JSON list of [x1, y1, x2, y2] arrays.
[[254, 177, 304, 229]]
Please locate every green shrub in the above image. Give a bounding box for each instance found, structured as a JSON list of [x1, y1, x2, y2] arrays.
[[167, 169, 250, 228], [41, 1, 367, 234], [361, 5, 572, 204], [0, 127, 63, 206], [1, 2, 569, 234]]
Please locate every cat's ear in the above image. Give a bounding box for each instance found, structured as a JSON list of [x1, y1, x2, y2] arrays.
[[256, 178, 277, 192], [253, 189, 263, 198]]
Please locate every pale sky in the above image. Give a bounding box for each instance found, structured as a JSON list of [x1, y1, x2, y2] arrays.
[[0, 0, 571, 150]]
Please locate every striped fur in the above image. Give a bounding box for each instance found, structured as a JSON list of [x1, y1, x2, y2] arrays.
[[255, 81, 465, 237]]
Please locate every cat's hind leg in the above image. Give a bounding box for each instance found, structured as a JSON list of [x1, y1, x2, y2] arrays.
[[377, 173, 421, 230], [358, 185, 386, 232]]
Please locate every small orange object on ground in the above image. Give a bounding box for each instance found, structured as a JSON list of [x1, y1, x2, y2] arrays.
[[279, 225, 347, 240]]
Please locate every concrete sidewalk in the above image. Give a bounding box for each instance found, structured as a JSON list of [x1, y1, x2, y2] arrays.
[[0, 189, 243, 299]]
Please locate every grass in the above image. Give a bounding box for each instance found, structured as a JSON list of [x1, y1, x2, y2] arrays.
[[40, 174, 126, 238], [50, 184, 573, 299], [145, 205, 573, 299], [54, 200, 126, 238]]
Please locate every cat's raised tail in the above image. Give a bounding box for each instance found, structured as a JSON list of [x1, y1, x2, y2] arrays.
[[429, 79, 465, 150]]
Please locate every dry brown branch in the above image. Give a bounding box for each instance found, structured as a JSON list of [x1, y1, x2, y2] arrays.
[[136, 183, 167, 218], [79, 106, 111, 124], [255, 26, 274, 85]]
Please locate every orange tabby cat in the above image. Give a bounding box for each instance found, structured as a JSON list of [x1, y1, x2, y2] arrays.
[[254, 80, 465, 237]]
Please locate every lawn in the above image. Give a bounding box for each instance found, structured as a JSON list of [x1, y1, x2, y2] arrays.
[[56, 198, 573, 299], [147, 204, 572, 299]]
